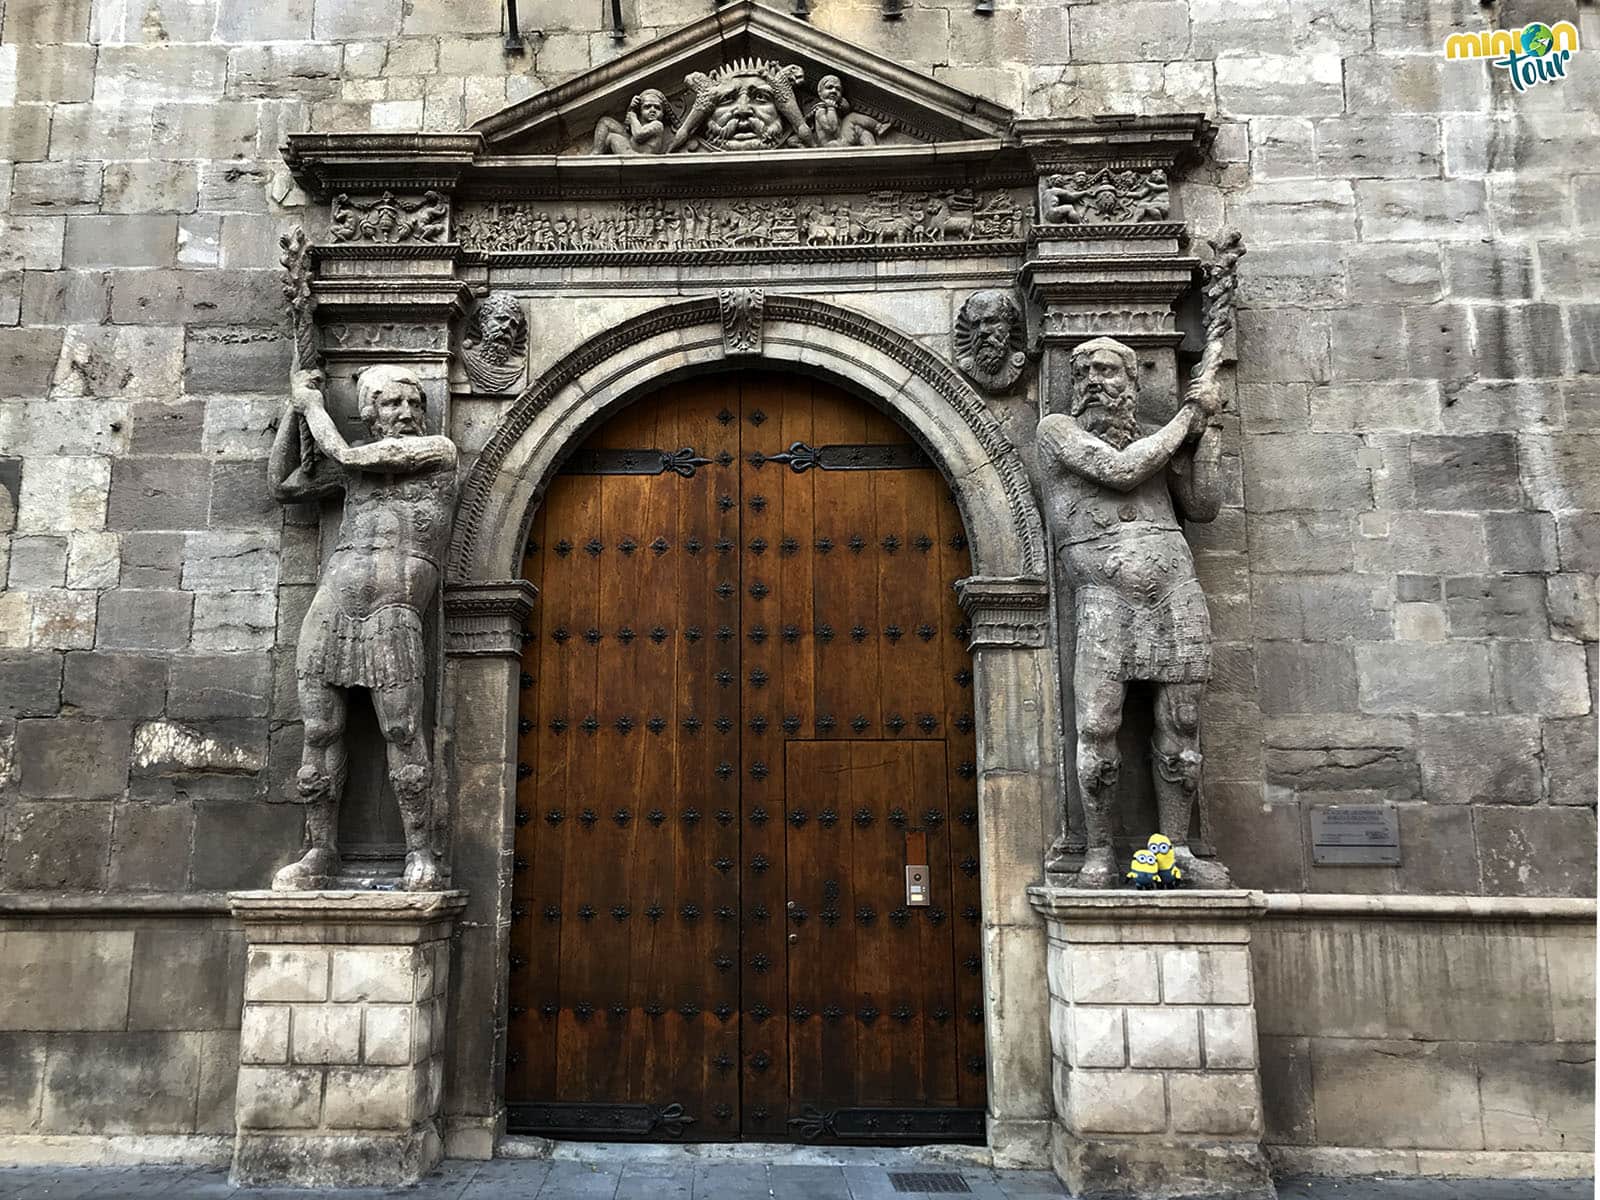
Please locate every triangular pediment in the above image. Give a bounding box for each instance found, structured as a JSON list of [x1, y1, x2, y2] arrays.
[[472, 0, 1014, 157]]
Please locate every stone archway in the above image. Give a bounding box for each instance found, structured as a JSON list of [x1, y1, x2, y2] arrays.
[[438, 296, 1061, 1165]]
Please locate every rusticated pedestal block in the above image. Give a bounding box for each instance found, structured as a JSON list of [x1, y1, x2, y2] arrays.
[[1028, 888, 1274, 1200], [227, 890, 467, 1189]]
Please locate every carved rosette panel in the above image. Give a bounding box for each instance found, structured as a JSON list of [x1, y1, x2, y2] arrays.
[[330, 190, 451, 245], [455, 189, 1028, 259], [1038, 167, 1170, 227]]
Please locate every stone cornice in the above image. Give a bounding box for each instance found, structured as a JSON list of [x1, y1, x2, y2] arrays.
[[1012, 113, 1216, 170], [955, 575, 1050, 650], [444, 580, 539, 658]]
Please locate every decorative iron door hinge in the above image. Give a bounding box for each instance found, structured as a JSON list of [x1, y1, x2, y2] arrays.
[[561, 447, 713, 477], [749, 442, 925, 472], [786, 1105, 985, 1143], [506, 1101, 697, 1138]]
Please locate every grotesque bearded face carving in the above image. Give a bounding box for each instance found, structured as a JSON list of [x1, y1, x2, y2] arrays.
[[358, 366, 427, 440], [1071, 340, 1141, 450], [703, 73, 786, 150], [473, 294, 525, 366], [954, 290, 1027, 393]]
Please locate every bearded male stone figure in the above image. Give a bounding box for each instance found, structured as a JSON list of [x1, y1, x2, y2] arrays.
[[267, 365, 458, 891], [1038, 337, 1231, 889]]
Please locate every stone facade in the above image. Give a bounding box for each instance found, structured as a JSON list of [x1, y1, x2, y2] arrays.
[[0, 0, 1595, 1183]]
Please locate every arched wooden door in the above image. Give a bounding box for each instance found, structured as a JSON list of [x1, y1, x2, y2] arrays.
[[507, 372, 985, 1143]]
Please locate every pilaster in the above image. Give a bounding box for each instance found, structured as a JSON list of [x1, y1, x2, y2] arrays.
[[1028, 887, 1273, 1200], [228, 890, 468, 1189]]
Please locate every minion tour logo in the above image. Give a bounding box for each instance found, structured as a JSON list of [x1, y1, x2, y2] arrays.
[[1445, 20, 1580, 92]]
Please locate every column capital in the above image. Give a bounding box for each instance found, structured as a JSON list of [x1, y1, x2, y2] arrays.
[[444, 580, 538, 659]]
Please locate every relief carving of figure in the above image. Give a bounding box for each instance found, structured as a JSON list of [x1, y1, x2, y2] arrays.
[[268, 365, 459, 892], [953, 290, 1028, 393], [461, 292, 528, 394], [808, 74, 891, 147], [1037, 337, 1231, 889], [592, 88, 675, 155]]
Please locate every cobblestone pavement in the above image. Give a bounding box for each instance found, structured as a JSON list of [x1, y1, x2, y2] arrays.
[[0, 1161, 1593, 1200]]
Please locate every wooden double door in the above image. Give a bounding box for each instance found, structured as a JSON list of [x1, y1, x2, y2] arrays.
[[507, 372, 985, 1143]]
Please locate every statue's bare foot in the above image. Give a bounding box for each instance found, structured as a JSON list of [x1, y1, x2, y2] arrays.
[[273, 848, 337, 891], [1075, 846, 1118, 890], [1174, 846, 1232, 889], [402, 850, 444, 891]]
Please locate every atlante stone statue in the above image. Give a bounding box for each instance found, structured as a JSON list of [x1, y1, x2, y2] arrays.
[[1037, 337, 1230, 890], [267, 365, 458, 891]]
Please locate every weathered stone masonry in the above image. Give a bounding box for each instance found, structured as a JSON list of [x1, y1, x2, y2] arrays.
[[0, 0, 1594, 1178]]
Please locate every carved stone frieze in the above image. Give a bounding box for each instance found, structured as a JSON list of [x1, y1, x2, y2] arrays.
[[954, 576, 1050, 650], [1039, 167, 1170, 226], [461, 293, 528, 394], [454, 189, 1027, 257], [330, 190, 450, 245], [954, 290, 1028, 394], [590, 61, 894, 155], [719, 288, 765, 356]]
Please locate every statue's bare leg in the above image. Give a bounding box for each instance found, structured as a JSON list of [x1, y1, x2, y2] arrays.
[[1153, 682, 1231, 888], [273, 680, 348, 890], [1074, 672, 1126, 889], [375, 680, 443, 891]]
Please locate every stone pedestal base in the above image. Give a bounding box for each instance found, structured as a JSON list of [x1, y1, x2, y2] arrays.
[[227, 890, 467, 1189], [1027, 888, 1274, 1200]]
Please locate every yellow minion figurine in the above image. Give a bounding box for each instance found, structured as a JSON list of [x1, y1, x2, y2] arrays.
[[1126, 849, 1161, 890], [1148, 833, 1183, 887]]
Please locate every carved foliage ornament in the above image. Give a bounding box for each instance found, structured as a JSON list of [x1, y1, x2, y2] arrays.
[[330, 190, 450, 245], [719, 288, 765, 356], [1040, 168, 1170, 226], [953, 290, 1027, 393], [591, 61, 891, 155], [462, 293, 528, 394]]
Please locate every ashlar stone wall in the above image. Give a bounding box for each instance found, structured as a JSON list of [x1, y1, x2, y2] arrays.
[[0, 1, 1595, 898]]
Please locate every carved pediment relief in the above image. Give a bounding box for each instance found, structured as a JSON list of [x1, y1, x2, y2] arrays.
[[471, 1, 1012, 158]]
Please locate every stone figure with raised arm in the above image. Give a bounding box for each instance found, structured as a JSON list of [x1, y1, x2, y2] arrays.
[[267, 364, 458, 891], [1037, 337, 1231, 889]]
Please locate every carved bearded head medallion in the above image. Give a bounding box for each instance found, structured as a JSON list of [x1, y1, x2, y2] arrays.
[[954, 290, 1027, 393], [462, 293, 528, 394]]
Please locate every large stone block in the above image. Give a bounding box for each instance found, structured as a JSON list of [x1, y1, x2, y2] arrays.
[[0, 327, 66, 398], [185, 327, 294, 394], [192, 590, 278, 651], [168, 652, 271, 719], [1126, 1007, 1200, 1069], [93, 0, 222, 43], [1235, 309, 1331, 384], [63, 216, 179, 270], [1346, 53, 1489, 114], [108, 800, 194, 890], [1355, 512, 1488, 575], [53, 325, 185, 400], [1250, 574, 1392, 641], [40, 1031, 203, 1134], [1310, 382, 1441, 432], [402, 0, 500, 35], [1521, 435, 1600, 513], [10, 536, 70, 590], [1491, 640, 1591, 717], [94, 46, 227, 105], [128, 928, 246, 1032], [22, 269, 109, 326], [2, 802, 113, 890], [216, 0, 314, 39], [1544, 716, 1599, 807], [1329, 304, 1471, 382], [1168, 1071, 1261, 1136], [1409, 434, 1525, 510], [0, 651, 62, 717], [1476, 806, 1597, 897], [108, 458, 212, 532], [96, 589, 193, 651], [1472, 304, 1569, 379], [1217, 54, 1343, 117], [1315, 116, 1441, 178], [1478, 1043, 1595, 1152], [0, 1032, 46, 1131], [1070, 1, 1189, 63], [181, 531, 279, 592], [2, 0, 93, 41], [192, 799, 303, 890], [0, 930, 134, 1031], [234, 1064, 320, 1130], [1255, 642, 1358, 715], [1444, 575, 1548, 639], [1232, 181, 1355, 246], [290, 1004, 363, 1066], [15, 716, 130, 799], [1356, 642, 1492, 714], [313, 0, 403, 38], [1310, 1038, 1484, 1149], [1242, 434, 1367, 511], [1068, 1069, 1167, 1135], [1418, 715, 1544, 805], [10, 160, 103, 215], [102, 162, 199, 215]]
